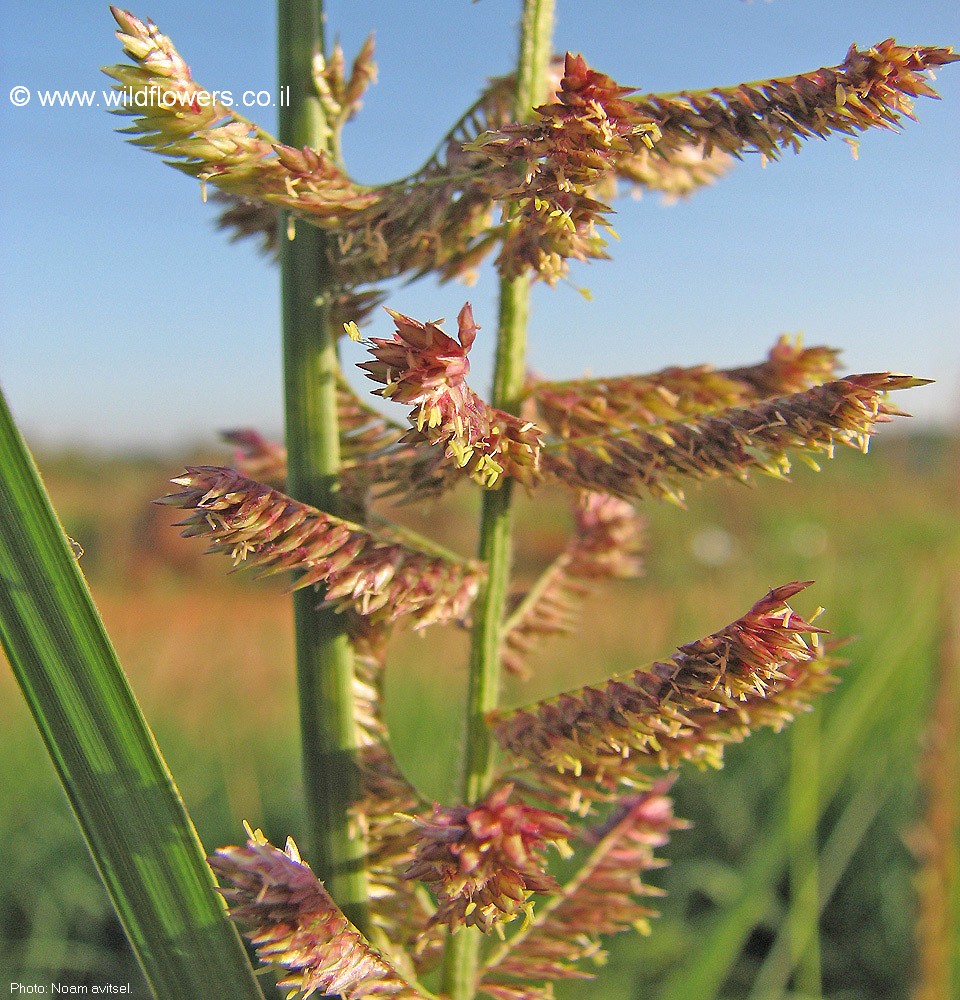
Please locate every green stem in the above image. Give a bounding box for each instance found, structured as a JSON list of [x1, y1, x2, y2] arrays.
[[277, 0, 369, 932], [513, 0, 557, 133], [460, 276, 531, 805], [442, 2, 555, 998]]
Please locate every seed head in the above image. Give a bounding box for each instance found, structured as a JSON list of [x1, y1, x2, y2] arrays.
[[404, 784, 573, 932]]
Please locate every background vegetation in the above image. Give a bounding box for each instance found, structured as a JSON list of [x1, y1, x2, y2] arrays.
[[3, 428, 956, 997]]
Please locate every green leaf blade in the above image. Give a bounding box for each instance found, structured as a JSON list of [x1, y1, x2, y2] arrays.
[[0, 388, 264, 1000]]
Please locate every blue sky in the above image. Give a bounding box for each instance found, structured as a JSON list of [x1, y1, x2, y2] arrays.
[[1, 1, 957, 450]]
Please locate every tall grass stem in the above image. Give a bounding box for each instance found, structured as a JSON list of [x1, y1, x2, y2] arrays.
[[277, 0, 369, 932], [443, 3, 555, 998]]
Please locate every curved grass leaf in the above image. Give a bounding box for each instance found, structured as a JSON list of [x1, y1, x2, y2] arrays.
[[0, 388, 263, 1000]]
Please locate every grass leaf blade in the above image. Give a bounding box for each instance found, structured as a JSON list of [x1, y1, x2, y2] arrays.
[[0, 388, 264, 999]]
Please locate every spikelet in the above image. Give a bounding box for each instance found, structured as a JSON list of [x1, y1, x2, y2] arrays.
[[210, 829, 429, 999], [157, 467, 481, 628], [359, 305, 543, 491], [492, 583, 837, 811], [404, 783, 572, 934], [312, 33, 377, 129], [480, 783, 686, 998], [541, 373, 926, 505], [356, 318, 919, 504]]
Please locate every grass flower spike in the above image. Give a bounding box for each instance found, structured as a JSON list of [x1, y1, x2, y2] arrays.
[[210, 828, 429, 999], [54, 6, 954, 998], [105, 8, 373, 217], [542, 373, 926, 504], [159, 466, 481, 628], [360, 305, 543, 490], [493, 583, 836, 809], [631, 39, 958, 162], [107, 8, 955, 289], [404, 784, 573, 933]]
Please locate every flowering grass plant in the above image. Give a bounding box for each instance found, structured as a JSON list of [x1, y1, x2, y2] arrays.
[[0, 3, 955, 998]]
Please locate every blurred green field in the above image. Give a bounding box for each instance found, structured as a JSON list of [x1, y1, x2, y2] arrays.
[[1, 432, 958, 997]]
